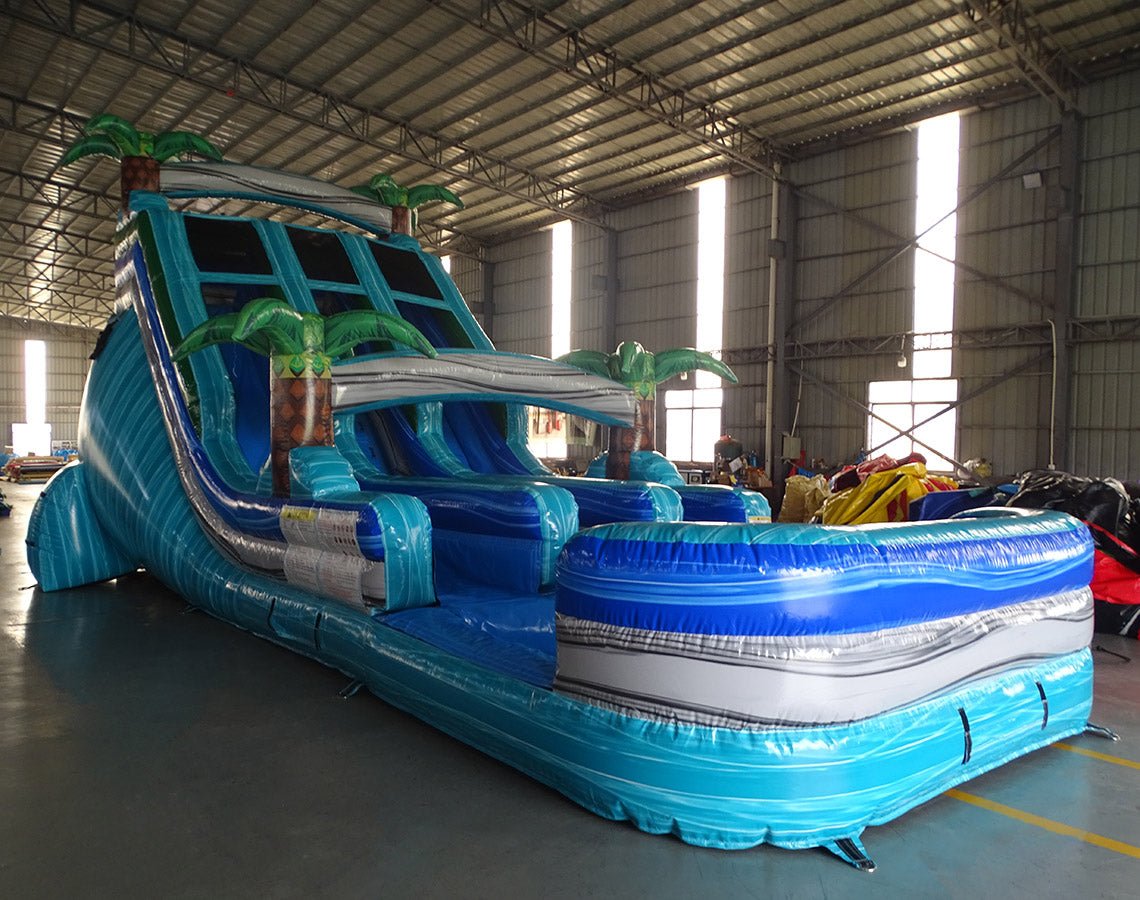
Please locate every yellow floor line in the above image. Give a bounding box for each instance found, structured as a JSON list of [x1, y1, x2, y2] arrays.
[[946, 789, 1140, 860], [1052, 742, 1140, 770]]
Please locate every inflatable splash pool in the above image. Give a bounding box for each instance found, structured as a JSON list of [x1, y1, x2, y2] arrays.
[[27, 158, 1106, 869]]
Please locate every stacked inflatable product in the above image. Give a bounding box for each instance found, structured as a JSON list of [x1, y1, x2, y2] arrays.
[[26, 159, 1106, 871]]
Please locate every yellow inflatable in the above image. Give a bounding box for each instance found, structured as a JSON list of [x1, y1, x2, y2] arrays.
[[820, 462, 957, 525]]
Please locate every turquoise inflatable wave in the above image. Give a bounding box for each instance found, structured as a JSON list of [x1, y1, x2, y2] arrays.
[[26, 170, 1101, 869]]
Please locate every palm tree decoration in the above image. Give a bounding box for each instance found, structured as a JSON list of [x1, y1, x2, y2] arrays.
[[58, 113, 223, 213], [174, 298, 436, 497], [352, 173, 463, 236], [558, 341, 737, 480]]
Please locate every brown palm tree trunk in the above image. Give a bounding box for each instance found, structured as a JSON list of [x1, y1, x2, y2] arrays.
[[120, 156, 160, 213], [605, 397, 656, 480], [391, 205, 413, 235], [269, 361, 333, 497]]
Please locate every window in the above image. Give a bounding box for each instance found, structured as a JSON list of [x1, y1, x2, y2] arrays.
[[912, 112, 960, 379], [868, 379, 958, 471], [368, 241, 444, 299], [665, 177, 726, 463], [550, 220, 572, 360], [530, 220, 573, 459], [665, 388, 723, 463], [185, 217, 272, 274], [25, 339, 45, 424], [868, 112, 961, 470], [14, 339, 50, 456], [440, 254, 452, 274], [287, 227, 360, 284]]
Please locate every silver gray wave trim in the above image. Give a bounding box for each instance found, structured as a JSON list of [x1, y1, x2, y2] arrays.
[[554, 589, 1092, 728], [333, 351, 637, 425], [162, 161, 392, 232], [556, 589, 1091, 672]]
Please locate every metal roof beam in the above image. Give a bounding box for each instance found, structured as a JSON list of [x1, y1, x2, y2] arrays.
[[432, 0, 786, 181], [5, 0, 609, 229], [0, 93, 488, 257], [962, 0, 1083, 112]]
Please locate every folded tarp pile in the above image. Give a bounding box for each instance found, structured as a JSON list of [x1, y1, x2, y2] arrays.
[[1005, 469, 1140, 638]]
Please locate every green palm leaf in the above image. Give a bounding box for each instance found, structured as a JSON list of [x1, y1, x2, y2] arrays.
[[653, 348, 737, 385], [300, 313, 326, 355], [232, 299, 306, 355], [172, 313, 273, 359], [325, 311, 437, 360], [556, 349, 611, 379], [405, 184, 463, 211], [59, 135, 123, 167], [613, 341, 653, 386], [153, 131, 224, 162], [84, 114, 141, 156], [367, 173, 406, 206]]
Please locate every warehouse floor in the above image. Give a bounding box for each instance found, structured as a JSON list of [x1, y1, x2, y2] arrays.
[[1, 480, 1138, 898]]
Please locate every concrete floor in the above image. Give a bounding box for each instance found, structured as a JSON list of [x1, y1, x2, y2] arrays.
[[1, 480, 1138, 898]]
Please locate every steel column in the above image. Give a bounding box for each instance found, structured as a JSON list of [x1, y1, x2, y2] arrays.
[[1051, 109, 1081, 470], [481, 259, 496, 341]]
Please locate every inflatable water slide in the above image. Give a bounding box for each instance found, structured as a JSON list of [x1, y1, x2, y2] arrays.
[[27, 159, 1107, 869]]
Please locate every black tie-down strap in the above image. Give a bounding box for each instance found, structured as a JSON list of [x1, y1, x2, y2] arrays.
[[1084, 722, 1120, 741], [958, 707, 972, 764], [1035, 681, 1049, 730], [825, 836, 876, 872]]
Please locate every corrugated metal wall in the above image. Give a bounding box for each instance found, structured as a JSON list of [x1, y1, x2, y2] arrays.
[[0, 320, 97, 450], [1073, 71, 1140, 479], [722, 173, 771, 452], [471, 69, 1140, 480], [487, 231, 552, 357], [571, 223, 609, 353], [448, 253, 485, 332], [786, 132, 918, 468], [955, 92, 1060, 475]]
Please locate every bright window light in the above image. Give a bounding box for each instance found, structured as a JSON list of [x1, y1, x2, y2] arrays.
[[695, 177, 726, 388], [665, 388, 723, 462], [665, 175, 725, 460], [440, 254, 452, 273], [868, 379, 958, 470], [868, 112, 960, 472], [913, 111, 960, 379], [551, 220, 572, 360], [666, 177, 727, 462], [25, 339, 46, 424], [665, 177, 728, 463], [530, 220, 573, 460]]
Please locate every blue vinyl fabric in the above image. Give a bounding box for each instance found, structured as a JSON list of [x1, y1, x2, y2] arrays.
[[557, 514, 1093, 636], [910, 486, 1004, 521], [40, 302, 1096, 850], [316, 608, 1093, 852], [587, 451, 772, 523], [25, 193, 1100, 859], [133, 215, 400, 562], [26, 461, 140, 591], [674, 484, 771, 523], [384, 578, 557, 687], [337, 419, 577, 591]]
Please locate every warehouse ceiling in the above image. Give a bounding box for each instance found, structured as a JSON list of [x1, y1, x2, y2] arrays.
[[1, 0, 1138, 330]]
